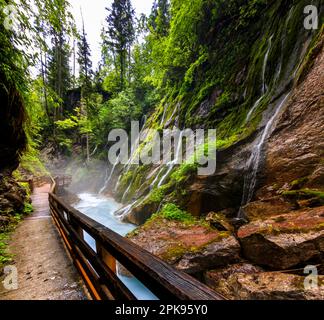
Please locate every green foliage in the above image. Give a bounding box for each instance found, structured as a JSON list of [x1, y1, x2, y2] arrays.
[[171, 163, 197, 183], [55, 118, 78, 130], [104, 0, 135, 90], [95, 89, 142, 140], [0, 232, 12, 267], [159, 203, 194, 222], [147, 187, 165, 203], [24, 203, 34, 214]]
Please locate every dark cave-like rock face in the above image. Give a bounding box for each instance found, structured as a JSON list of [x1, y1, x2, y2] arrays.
[[0, 72, 26, 174]]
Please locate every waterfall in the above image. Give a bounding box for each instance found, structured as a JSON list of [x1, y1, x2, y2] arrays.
[[150, 167, 164, 189], [245, 35, 274, 124], [238, 93, 290, 218], [160, 105, 168, 127], [157, 130, 184, 187], [123, 115, 148, 175], [262, 35, 273, 94], [99, 167, 109, 194], [114, 203, 133, 219], [115, 194, 150, 221], [157, 164, 174, 188], [245, 96, 264, 123], [99, 155, 120, 194], [121, 174, 137, 202]]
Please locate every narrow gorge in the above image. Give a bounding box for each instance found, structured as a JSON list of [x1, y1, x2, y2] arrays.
[[1, 0, 323, 301]]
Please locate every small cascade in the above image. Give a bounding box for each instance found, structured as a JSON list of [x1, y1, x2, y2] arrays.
[[121, 174, 136, 202], [245, 34, 273, 124], [262, 35, 273, 94], [99, 155, 120, 194], [238, 93, 290, 218], [115, 194, 150, 221], [149, 167, 163, 189], [245, 96, 264, 123], [99, 166, 109, 194], [160, 106, 168, 127], [157, 163, 174, 188], [123, 115, 148, 175], [114, 203, 133, 219], [157, 130, 184, 187]]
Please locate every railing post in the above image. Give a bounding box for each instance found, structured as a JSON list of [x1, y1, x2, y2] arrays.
[[96, 242, 117, 273], [69, 215, 84, 240]]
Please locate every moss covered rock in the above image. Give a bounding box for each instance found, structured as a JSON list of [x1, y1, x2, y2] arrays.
[[128, 211, 241, 274]]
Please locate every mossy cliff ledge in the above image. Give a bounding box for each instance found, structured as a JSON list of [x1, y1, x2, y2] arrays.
[[114, 1, 323, 219], [112, 1, 324, 299]]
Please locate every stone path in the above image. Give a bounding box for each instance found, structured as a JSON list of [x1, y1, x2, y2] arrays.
[[0, 184, 87, 300]]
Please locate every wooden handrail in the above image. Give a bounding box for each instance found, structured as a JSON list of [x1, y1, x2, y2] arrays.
[[49, 177, 226, 301]]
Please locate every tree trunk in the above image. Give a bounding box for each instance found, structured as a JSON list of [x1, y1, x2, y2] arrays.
[[40, 49, 50, 118]]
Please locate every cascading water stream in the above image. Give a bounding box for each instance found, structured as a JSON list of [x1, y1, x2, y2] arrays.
[[123, 115, 148, 176], [99, 154, 120, 194], [238, 93, 291, 218], [157, 130, 184, 187], [261, 35, 273, 94], [245, 96, 264, 124], [160, 106, 168, 127], [245, 34, 273, 123]]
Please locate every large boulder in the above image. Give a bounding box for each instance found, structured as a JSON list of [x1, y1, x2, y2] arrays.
[[206, 271, 324, 300], [122, 199, 160, 225], [241, 196, 296, 221], [174, 235, 241, 274], [238, 207, 324, 269], [0, 175, 28, 215], [128, 217, 241, 274]]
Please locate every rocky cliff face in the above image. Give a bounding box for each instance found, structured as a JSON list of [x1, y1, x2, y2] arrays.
[[109, 1, 323, 219], [101, 1, 324, 299], [0, 24, 29, 229]]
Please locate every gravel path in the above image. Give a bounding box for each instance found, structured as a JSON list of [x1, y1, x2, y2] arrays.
[[0, 184, 87, 300]]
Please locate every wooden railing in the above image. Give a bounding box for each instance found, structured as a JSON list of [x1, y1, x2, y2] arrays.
[[49, 177, 226, 301]]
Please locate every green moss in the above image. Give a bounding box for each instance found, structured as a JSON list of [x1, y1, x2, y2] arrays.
[[170, 163, 197, 183], [160, 203, 194, 223], [118, 171, 133, 193], [296, 25, 324, 85], [147, 187, 165, 203], [290, 177, 309, 190], [283, 189, 324, 205], [161, 244, 187, 262]]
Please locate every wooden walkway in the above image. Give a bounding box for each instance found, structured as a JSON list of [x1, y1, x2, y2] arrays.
[[0, 184, 86, 300]]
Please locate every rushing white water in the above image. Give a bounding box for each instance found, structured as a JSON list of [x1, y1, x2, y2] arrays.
[[74, 193, 158, 300], [239, 93, 290, 218]]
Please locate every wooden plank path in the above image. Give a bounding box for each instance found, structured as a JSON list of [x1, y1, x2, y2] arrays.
[[0, 184, 86, 300]]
